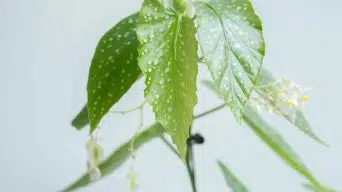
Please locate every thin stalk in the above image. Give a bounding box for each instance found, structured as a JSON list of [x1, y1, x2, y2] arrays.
[[109, 100, 146, 115], [186, 133, 197, 192], [160, 135, 181, 159], [161, 130, 198, 192], [194, 103, 226, 119], [161, 103, 227, 161], [161, 103, 227, 192]]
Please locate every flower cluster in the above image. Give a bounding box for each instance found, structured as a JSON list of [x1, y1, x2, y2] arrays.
[[86, 136, 104, 181], [252, 77, 310, 119]]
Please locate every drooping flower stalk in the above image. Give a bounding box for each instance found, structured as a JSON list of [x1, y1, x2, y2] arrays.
[[85, 135, 104, 181], [127, 101, 145, 192]]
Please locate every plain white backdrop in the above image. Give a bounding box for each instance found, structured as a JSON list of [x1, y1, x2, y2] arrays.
[[1, 0, 342, 191]]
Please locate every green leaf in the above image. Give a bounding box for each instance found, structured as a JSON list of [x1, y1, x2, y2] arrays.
[[195, 0, 265, 121], [256, 69, 328, 146], [62, 123, 164, 192], [217, 160, 249, 192], [87, 13, 141, 133], [137, 0, 198, 159], [303, 183, 337, 192], [203, 81, 324, 187], [243, 105, 322, 186], [71, 105, 89, 130]]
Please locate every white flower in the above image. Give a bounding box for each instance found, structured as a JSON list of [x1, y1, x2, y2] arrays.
[[252, 77, 310, 119], [86, 136, 104, 181], [274, 77, 310, 114], [88, 167, 101, 181]]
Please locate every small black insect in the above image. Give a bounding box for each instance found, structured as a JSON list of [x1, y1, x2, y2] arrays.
[[187, 133, 205, 145]]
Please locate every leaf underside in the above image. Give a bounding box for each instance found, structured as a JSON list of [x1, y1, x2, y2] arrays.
[[195, 0, 265, 121], [137, 0, 198, 159], [87, 13, 141, 133]]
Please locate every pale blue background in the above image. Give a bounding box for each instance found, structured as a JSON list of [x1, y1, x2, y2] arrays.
[[1, 0, 342, 191]]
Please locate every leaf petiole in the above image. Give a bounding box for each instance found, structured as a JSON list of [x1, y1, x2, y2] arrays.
[[109, 100, 146, 115]]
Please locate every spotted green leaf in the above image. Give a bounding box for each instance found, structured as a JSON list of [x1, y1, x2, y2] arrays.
[[204, 81, 324, 187], [217, 160, 249, 192], [137, 0, 198, 159], [256, 69, 328, 146], [195, 0, 265, 121], [87, 13, 141, 133], [62, 123, 164, 192]]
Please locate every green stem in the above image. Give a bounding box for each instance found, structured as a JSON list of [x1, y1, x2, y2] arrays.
[[186, 127, 197, 192], [161, 104, 227, 192], [161, 128, 198, 192]]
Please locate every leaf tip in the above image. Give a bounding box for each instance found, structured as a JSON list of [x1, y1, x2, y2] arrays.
[[71, 105, 90, 130], [71, 119, 84, 130], [317, 139, 330, 148], [89, 125, 96, 135], [303, 182, 337, 192], [178, 143, 188, 162], [217, 160, 223, 167]]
